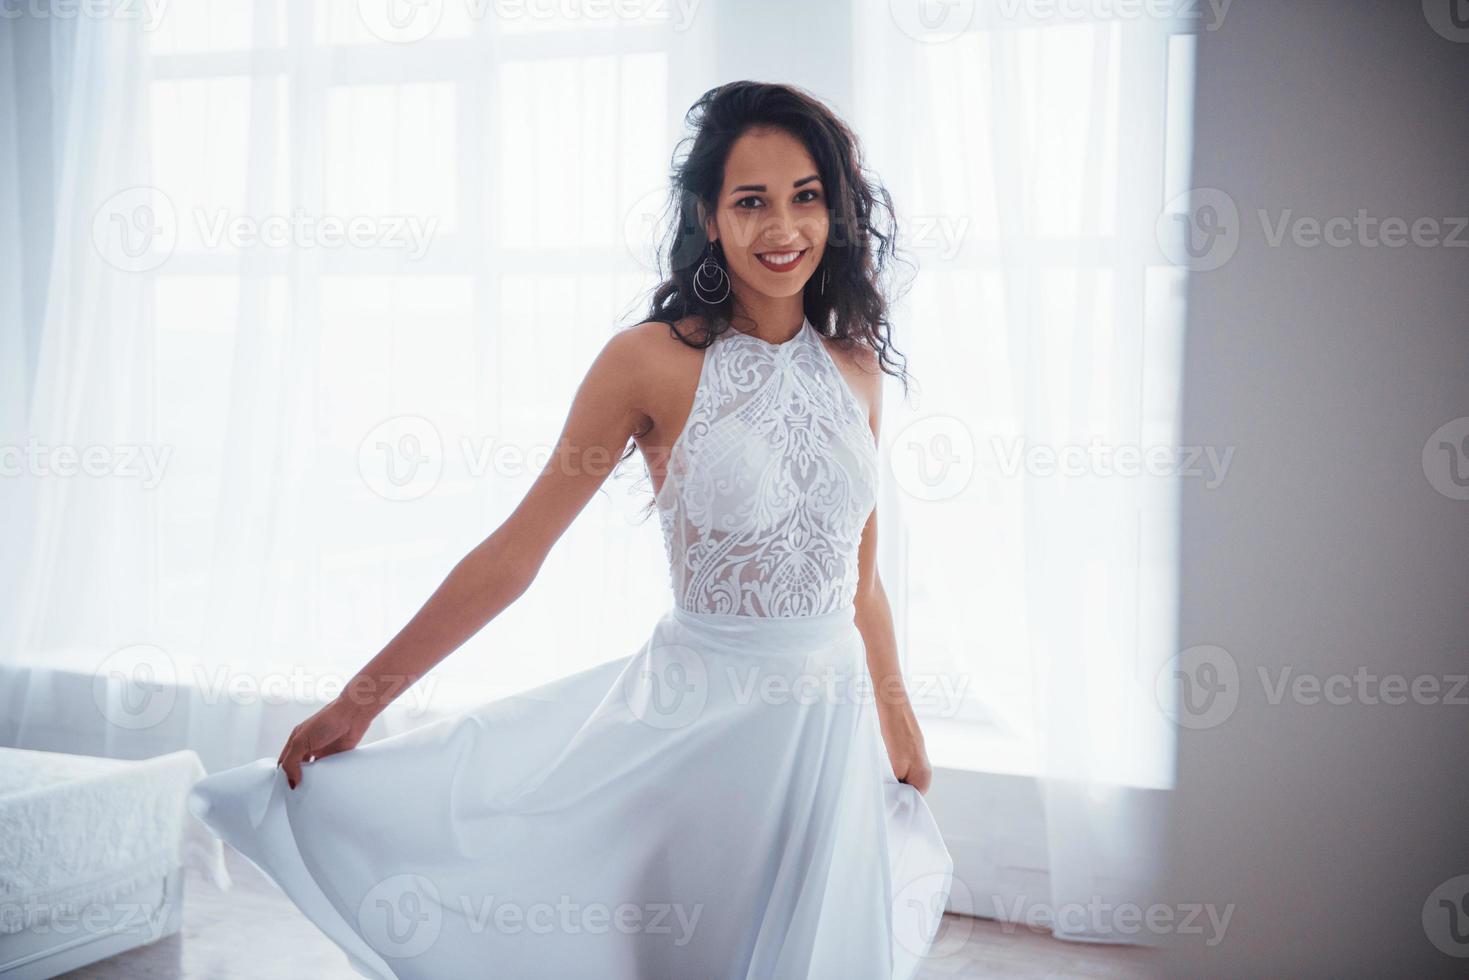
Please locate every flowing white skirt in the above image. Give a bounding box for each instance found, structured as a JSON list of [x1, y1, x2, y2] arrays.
[[188, 604, 953, 979]]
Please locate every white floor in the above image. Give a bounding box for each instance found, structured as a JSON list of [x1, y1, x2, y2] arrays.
[[59, 849, 1159, 979]]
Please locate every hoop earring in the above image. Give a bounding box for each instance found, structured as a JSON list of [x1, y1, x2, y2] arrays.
[[820, 264, 828, 296], [692, 243, 731, 305]]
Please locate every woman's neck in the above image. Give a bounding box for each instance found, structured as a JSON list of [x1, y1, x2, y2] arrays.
[[727, 293, 805, 344]]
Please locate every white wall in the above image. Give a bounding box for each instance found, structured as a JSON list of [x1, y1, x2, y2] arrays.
[[1159, 2, 1469, 974]]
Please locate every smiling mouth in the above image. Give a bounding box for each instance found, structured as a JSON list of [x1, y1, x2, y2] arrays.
[[755, 248, 808, 273]]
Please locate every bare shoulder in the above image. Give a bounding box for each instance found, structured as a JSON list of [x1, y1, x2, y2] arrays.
[[617, 316, 712, 437], [841, 338, 882, 375], [819, 333, 883, 420], [621, 315, 714, 349], [604, 319, 688, 379], [618, 316, 712, 375]]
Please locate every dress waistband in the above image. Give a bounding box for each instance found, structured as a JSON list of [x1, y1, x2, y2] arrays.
[[666, 604, 860, 659]]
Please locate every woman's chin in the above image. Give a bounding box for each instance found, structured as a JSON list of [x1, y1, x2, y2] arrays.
[[742, 272, 812, 300]]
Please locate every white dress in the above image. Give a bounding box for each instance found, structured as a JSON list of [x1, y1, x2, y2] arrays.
[[188, 315, 954, 979]]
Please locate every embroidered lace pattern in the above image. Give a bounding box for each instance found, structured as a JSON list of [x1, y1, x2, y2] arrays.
[[652, 317, 878, 618]]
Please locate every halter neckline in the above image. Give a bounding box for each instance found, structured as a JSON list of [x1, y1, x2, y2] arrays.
[[723, 316, 810, 352]]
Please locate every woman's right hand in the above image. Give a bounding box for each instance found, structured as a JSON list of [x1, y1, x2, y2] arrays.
[[275, 697, 374, 790]]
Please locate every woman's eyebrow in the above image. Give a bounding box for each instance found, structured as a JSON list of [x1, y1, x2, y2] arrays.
[[729, 174, 821, 194]]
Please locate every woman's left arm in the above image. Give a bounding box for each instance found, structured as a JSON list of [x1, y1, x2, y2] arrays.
[[848, 348, 933, 795], [855, 514, 933, 795]]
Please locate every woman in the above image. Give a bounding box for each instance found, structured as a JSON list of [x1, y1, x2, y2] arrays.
[[190, 81, 953, 980]]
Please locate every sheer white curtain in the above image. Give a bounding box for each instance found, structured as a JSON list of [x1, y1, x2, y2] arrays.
[[1, 5, 162, 751], [1, 1, 718, 772], [855, 6, 1196, 941]]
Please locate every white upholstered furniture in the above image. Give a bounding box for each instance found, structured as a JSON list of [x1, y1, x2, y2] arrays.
[[0, 748, 229, 979]]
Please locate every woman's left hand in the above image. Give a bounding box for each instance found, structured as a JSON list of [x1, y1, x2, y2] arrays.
[[879, 706, 933, 795]]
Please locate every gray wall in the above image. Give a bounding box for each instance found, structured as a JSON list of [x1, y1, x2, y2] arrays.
[[0, 13, 57, 631], [1160, 2, 1469, 975]]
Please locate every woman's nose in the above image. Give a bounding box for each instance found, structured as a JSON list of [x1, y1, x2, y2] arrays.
[[760, 218, 801, 248]]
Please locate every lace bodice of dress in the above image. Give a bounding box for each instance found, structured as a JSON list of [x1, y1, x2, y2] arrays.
[[653, 316, 879, 618]]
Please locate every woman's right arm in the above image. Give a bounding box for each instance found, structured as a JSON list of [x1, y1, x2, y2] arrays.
[[277, 326, 653, 787]]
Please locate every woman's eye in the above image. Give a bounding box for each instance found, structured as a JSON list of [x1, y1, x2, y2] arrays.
[[734, 190, 820, 210]]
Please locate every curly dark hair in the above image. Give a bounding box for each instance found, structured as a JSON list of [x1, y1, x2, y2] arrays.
[[614, 80, 916, 510]]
